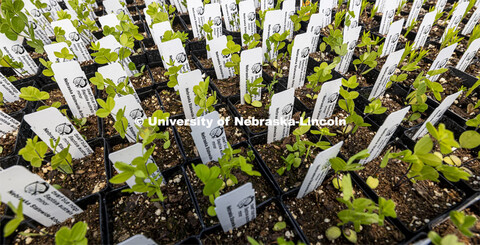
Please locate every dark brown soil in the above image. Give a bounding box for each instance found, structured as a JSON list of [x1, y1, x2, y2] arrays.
[[197, 56, 213, 69], [45, 89, 67, 106], [357, 147, 465, 231], [14, 200, 102, 245], [150, 66, 168, 83], [110, 173, 201, 244], [264, 59, 290, 79], [0, 130, 17, 157], [0, 99, 27, 114], [295, 86, 317, 109], [33, 146, 106, 201], [213, 76, 240, 97], [234, 93, 271, 133], [255, 133, 321, 192], [285, 174, 405, 244], [158, 89, 183, 116], [202, 202, 297, 244], [130, 72, 153, 89], [186, 146, 275, 226], [76, 115, 99, 140], [175, 125, 197, 158], [434, 72, 479, 119], [327, 115, 376, 158], [309, 51, 336, 64], [465, 61, 480, 77]]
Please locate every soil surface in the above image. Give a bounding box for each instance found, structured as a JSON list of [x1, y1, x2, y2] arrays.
[[0, 99, 27, 114], [0, 130, 17, 157], [109, 173, 201, 244], [432, 208, 480, 244]]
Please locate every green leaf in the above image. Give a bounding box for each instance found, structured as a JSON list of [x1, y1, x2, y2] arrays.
[[273, 221, 287, 231], [460, 130, 480, 149]]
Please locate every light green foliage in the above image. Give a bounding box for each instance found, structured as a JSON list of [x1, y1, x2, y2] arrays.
[[383, 123, 470, 183], [244, 77, 265, 107], [90, 43, 119, 64], [146, 2, 170, 27], [467, 24, 480, 48], [55, 221, 88, 245], [265, 30, 290, 76], [161, 30, 189, 45], [95, 97, 115, 118], [114, 107, 129, 139], [335, 174, 397, 232], [54, 47, 75, 61], [164, 58, 183, 88], [290, 2, 318, 31], [441, 28, 463, 50], [193, 76, 217, 117], [330, 149, 368, 173], [3, 198, 24, 237], [364, 99, 387, 115], [390, 43, 428, 85], [450, 210, 477, 237], [0, 0, 44, 53], [201, 20, 214, 43], [19, 136, 73, 174], [66, 0, 98, 39], [265, 78, 278, 109], [306, 61, 339, 99], [460, 115, 480, 149], [338, 76, 371, 134], [406, 72, 429, 121], [89, 72, 135, 97], [19, 86, 49, 102], [353, 31, 383, 75], [0, 50, 24, 71], [243, 33, 261, 49], [428, 232, 463, 245], [193, 144, 260, 216], [223, 38, 242, 75]]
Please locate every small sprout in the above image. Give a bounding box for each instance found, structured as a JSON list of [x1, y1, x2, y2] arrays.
[[273, 221, 287, 231], [55, 221, 88, 245], [325, 226, 341, 241], [193, 76, 217, 117], [343, 228, 357, 244]]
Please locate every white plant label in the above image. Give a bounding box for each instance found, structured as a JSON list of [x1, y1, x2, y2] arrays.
[[205, 3, 223, 39], [405, 0, 423, 27], [318, 0, 333, 27], [97, 35, 139, 77], [344, 0, 361, 32], [118, 235, 158, 245], [159, 38, 191, 72], [412, 91, 462, 140], [287, 33, 312, 89], [440, 1, 468, 42], [44, 42, 76, 63], [0, 166, 82, 227], [239, 0, 256, 44], [267, 88, 295, 143], [215, 182, 256, 232], [187, 0, 205, 39], [456, 38, 480, 72], [0, 34, 38, 76], [103, 0, 133, 20], [413, 11, 436, 50], [52, 61, 97, 118], [178, 69, 203, 119], [297, 141, 343, 199], [369, 48, 404, 99], [0, 111, 20, 137], [191, 111, 229, 164], [99, 14, 120, 29], [462, 7, 480, 35], [24, 107, 94, 159], [360, 107, 410, 164], [306, 14, 323, 54], [335, 26, 361, 75], [171, 0, 187, 13], [427, 43, 457, 82], [282, 0, 296, 40], [262, 10, 285, 62], [240, 47, 263, 104], [23, 0, 55, 37], [210, 35, 235, 79], [378, 2, 396, 35], [375, 0, 386, 13], [112, 94, 147, 143], [0, 73, 20, 103], [97, 63, 141, 103], [221, 0, 240, 32], [261, 0, 274, 11], [381, 18, 404, 57], [151, 21, 173, 47], [312, 78, 342, 120], [109, 143, 163, 189], [51, 20, 92, 62], [435, 0, 447, 14]]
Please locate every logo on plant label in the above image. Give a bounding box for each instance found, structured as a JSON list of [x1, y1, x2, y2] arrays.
[[73, 77, 88, 88], [301, 47, 310, 58], [387, 66, 396, 76], [237, 195, 255, 208], [55, 123, 74, 135], [229, 3, 237, 11], [267, 0, 274, 5], [313, 26, 321, 35], [252, 63, 262, 74], [196, 6, 205, 15], [248, 12, 255, 21], [272, 24, 281, 33], [282, 103, 293, 115], [117, 76, 128, 84], [24, 181, 50, 195], [31, 9, 42, 17], [29, 21, 38, 29], [69, 32, 81, 42], [176, 52, 187, 63], [129, 109, 145, 119], [328, 92, 339, 103], [11, 44, 25, 55], [209, 126, 224, 138], [214, 16, 222, 26]]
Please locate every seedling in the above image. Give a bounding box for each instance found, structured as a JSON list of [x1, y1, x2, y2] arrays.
[[329, 174, 397, 237], [164, 58, 184, 88], [160, 30, 189, 46], [200, 20, 214, 51], [146, 2, 176, 27], [459, 115, 480, 150], [243, 33, 262, 49], [353, 31, 383, 76], [222, 38, 242, 75], [305, 61, 339, 99], [89, 72, 135, 97], [244, 77, 265, 107], [404, 20, 418, 38], [265, 78, 278, 110], [19, 86, 61, 111], [265, 30, 290, 77], [193, 76, 217, 117], [338, 76, 371, 134], [390, 42, 428, 86], [382, 123, 470, 188], [428, 210, 477, 245], [19, 136, 74, 174], [405, 72, 429, 121], [290, 2, 318, 31], [0, 50, 25, 76], [64, 0, 99, 41], [0, 0, 45, 53], [2, 197, 24, 237], [192, 144, 260, 216], [54, 47, 76, 62], [363, 99, 387, 116], [55, 221, 88, 245], [467, 24, 480, 48], [440, 28, 463, 50]]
